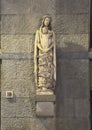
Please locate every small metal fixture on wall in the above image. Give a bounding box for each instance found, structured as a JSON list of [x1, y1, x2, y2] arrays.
[[6, 91, 13, 99]]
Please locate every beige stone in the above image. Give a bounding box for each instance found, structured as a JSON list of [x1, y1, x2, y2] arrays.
[[1, 14, 38, 34], [54, 14, 89, 34], [36, 102, 55, 117], [1, 0, 31, 14], [1, 79, 35, 97], [55, 0, 89, 14], [59, 34, 89, 51], [1, 97, 35, 118], [1, 35, 34, 53], [75, 99, 90, 118], [34, 15, 56, 93]]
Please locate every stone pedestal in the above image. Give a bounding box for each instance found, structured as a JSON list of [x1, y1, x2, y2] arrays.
[[36, 95, 56, 117], [36, 102, 55, 117]]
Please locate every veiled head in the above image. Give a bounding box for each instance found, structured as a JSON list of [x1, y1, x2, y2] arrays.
[[41, 15, 52, 30]]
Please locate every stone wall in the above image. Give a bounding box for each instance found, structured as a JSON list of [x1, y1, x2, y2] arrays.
[[1, 0, 90, 130]]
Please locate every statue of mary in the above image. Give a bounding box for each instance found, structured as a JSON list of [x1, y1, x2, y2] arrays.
[[34, 15, 56, 95]]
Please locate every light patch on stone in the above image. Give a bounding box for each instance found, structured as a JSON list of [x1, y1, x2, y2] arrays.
[[36, 102, 55, 117]]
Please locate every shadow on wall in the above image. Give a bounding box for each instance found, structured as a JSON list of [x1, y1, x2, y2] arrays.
[[59, 41, 88, 52], [33, 41, 89, 130], [56, 40, 89, 130]]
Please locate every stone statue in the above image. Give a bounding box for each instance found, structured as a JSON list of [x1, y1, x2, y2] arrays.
[[34, 15, 56, 95]]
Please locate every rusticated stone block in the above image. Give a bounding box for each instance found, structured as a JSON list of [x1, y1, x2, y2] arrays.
[[1, 15, 89, 35], [1, 117, 55, 130], [16, 60, 34, 80], [75, 99, 90, 118], [35, 118, 56, 130], [56, 98, 74, 118], [56, 59, 89, 99], [31, 0, 55, 15], [1, 60, 17, 80], [1, 35, 34, 53], [1, 14, 39, 34], [1, 0, 55, 15], [55, 33, 61, 49], [1, 60, 35, 97], [1, 0, 31, 14], [58, 34, 89, 51], [1, 118, 36, 130], [1, 97, 35, 118], [61, 78, 89, 99], [57, 59, 89, 80], [54, 14, 89, 34], [56, 118, 90, 130], [1, 79, 35, 97], [1, 0, 89, 15], [55, 0, 89, 14], [90, 60, 92, 89], [2, 60, 34, 80]]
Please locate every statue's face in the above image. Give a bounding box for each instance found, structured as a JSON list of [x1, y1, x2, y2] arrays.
[[44, 17, 50, 27]]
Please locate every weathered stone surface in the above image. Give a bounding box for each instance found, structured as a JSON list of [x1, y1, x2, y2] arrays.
[[2, 60, 34, 80], [1, 14, 39, 34], [1, 0, 55, 15], [56, 118, 90, 130], [55, 0, 89, 14], [75, 99, 90, 118], [1, 117, 55, 130], [58, 34, 89, 52], [36, 102, 55, 117], [55, 33, 61, 49], [1, 118, 36, 130], [2, 0, 89, 15], [57, 59, 89, 80], [56, 99, 90, 118], [0, 73, 1, 92], [1, 97, 35, 118], [1, 79, 35, 97], [0, 51, 89, 60], [35, 118, 56, 130], [1, 60, 35, 97], [61, 78, 89, 98], [56, 99, 74, 118], [36, 95, 56, 102], [90, 60, 92, 89], [1, 35, 34, 53], [1, 0, 31, 14], [57, 52, 88, 59], [31, 0, 55, 15], [88, 52, 92, 59], [0, 28, 1, 49], [56, 59, 89, 99], [54, 14, 89, 34], [16, 60, 34, 80], [1, 14, 88, 35], [1, 60, 17, 80], [0, 53, 34, 60]]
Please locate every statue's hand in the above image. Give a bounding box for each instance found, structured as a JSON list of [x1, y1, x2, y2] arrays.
[[44, 49, 48, 53]]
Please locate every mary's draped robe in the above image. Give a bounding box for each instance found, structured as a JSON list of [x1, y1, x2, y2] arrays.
[[34, 27, 56, 93]]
